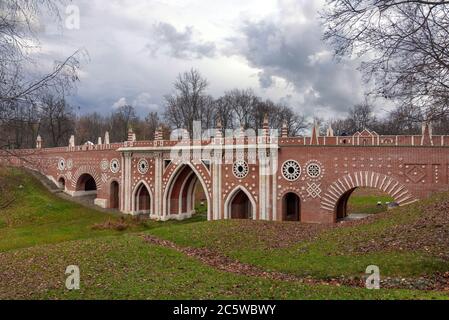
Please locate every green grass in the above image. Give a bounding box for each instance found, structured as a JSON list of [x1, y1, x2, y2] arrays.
[[0, 167, 205, 252], [148, 194, 449, 279], [348, 188, 394, 214], [0, 167, 448, 300], [1, 234, 445, 300]]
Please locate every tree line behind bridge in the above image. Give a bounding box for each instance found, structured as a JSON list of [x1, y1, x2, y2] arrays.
[[4, 69, 449, 150]]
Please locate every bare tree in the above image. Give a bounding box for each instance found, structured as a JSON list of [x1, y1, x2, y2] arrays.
[[145, 111, 161, 140], [164, 69, 214, 135], [0, 0, 82, 105], [322, 0, 449, 121], [39, 94, 75, 147], [0, 0, 83, 158], [224, 89, 258, 130], [276, 105, 308, 136], [214, 95, 235, 131], [110, 105, 139, 142], [348, 102, 376, 132]]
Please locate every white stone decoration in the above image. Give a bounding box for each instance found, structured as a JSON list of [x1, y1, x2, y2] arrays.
[[282, 160, 301, 181], [66, 159, 73, 170], [138, 159, 149, 174], [58, 158, 66, 171], [233, 160, 249, 179], [306, 163, 321, 178], [306, 183, 322, 198], [110, 159, 120, 173], [100, 159, 109, 171]]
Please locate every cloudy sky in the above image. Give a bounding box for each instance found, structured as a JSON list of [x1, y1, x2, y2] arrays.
[[36, 0, 368, 119]]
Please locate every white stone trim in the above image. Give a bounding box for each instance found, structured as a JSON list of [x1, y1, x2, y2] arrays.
[[163, 163, 211, 219], [224, 186, 257, 220], [94, 198, 108, 208], [131, 180, 154, 215]]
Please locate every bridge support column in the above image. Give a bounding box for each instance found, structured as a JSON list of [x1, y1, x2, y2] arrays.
[[154, 152, 163, 219], [259, 156, 269, 220], [212, 152, 222, 221], [121, 152, 133, 214]]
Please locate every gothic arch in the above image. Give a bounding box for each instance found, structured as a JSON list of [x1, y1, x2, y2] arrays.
[[132, 180, 154, 215], [224, 186, 257, 220], [321, 171, 418, 220], [163, 162, 211, 219]]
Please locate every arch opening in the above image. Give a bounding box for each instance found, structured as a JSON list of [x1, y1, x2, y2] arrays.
[[165, 164, 209, 219], [282, 193, 301, 221], [134, 183, 151, 214], [336, 187, 394, 221], [76, 174, 97, 193], [229, 190, 253, 219], [110, 181, 120, 210], [58, 177, 66, 190]]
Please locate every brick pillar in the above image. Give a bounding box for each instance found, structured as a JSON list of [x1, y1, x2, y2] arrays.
[[36, 135, 42, 149], [310, 120, 320, 145], [281, 121, 288, 138], [421, 122, 433, 146], [128, 128, 136, 142]]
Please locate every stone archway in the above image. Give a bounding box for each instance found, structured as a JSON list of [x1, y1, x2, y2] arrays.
[[132, 182, 153, 215], [75, 173, 97, 195], [225, 186, 256, 220], [282, 192, 301, 221], [71, 166, 102, 192], [110, 181, 120, 209], [163, 163, 210, 219], [321, 171, 418, 221], [58, 177, 66, 190]]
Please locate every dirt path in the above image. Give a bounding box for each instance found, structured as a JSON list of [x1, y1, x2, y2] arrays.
[[143, 235, 449, 292]]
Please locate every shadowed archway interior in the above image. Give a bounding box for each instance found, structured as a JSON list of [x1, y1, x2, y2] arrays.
[[110, 181, 120, 209], [76, 174, 97, 192], [229, 190, 252, 219], [166, 165, 208, 217], [282, 193, 301, 221], [58, 177, 66, 190], [135, 183, 151, 214]]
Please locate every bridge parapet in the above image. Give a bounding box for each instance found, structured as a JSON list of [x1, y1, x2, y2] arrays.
[[2, 121, 449, 225]]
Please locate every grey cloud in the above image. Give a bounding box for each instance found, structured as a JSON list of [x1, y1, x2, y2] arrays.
[[258, 71, 275, 88], [147, 22, 216, 59], [227, 1, 365, 117]]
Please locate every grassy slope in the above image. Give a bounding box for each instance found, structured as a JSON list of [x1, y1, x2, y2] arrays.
[[149, 195, 449, 279], [4, 234, 444, 300], [0, 167, 447, 299], [0, 167, 143, 252]]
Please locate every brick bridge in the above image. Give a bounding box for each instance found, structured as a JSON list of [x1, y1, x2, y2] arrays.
[[2, 119, 449, 223]]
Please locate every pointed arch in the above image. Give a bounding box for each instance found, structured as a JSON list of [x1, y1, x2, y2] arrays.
[[163, 162, 211, 219], [321, 171, 418, 221], [224, 186, 257, 220], [132, 180, 154, 215]]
